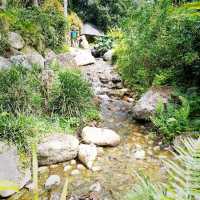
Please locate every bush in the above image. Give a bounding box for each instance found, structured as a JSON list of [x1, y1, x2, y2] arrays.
[[0, 6, 67, 53], [0, 65, 42, 115], [117, 0, 200, 93], [49, 69, 93, 117], [151, 96, 190, 142]]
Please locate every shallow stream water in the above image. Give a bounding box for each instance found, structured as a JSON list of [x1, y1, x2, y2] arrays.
[[12, 59, 172, 200]]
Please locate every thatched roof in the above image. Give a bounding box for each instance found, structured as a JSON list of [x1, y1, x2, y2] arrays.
[[81, 23, 104, 37]]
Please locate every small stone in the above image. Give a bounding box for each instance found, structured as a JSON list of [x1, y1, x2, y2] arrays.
[[70, 169, 80, 176], [50, 164, 59, 169], [147, 150, 153, 156], [38, 166, 49, 174], [45, 175, 60, 190], [89, 182, 102, 193], [77, 164, 86, 170], [50, 192, 61, 200], [92, 166, 102, 172], [148, 140, 154, 145], [153, 146, 160, 152], [70, 160, 77, 165], [64, 165, 72, 172], [134, 150, 146, 160]]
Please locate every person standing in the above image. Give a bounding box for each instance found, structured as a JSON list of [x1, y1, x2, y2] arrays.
[[70, 27, 78, 47]]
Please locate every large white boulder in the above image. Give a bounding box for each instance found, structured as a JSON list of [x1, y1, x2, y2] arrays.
[[81, 127, 120, 147], [70, 48, 95, 66], [7, 32, 25, 50], [78, 144, 97, 169], [132, 87, 172, 120], [0, 142, 31, 198], [0, 57, 12, 70], [38, 134, 79, 166], [22, 46, 44, 68]]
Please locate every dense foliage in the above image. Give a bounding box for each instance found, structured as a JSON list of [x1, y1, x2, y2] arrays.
[[0, 64, 97, 150], [71, 0, 133, 31], [0, 5, 67, 54]]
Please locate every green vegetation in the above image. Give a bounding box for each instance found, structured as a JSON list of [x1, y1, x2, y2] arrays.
[[0, 4, 67, 54], [116, 0, 200, 142], [126, 137, 200, 200], [0, 64, 99, 151], [71, 0, 133, 31]]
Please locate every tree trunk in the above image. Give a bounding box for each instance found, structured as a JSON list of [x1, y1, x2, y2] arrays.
[[64, 0, 68, 17], [33, 0, 39, 7], [1, 0, 7, 9]]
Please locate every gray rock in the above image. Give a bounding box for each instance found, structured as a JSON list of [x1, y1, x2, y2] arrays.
[[45, 175, 60, 190], [78, 144, 97, 169], [7, 32, 25, 50], [0, 57, 12, 70], [64, 165, 72, 172], [44, 49, 57, 67], [70, 48, 95, 66], [81, 127, 120, 147], [22, 46, 44, 68], [0, 142, 31, 198], [132, 87, 172, 120], [57, 52, 78, 68], [10, 55, 32, 69], [79, 35, 90, 49], [103, 50, 113, 62], [134, 149, 146, 160], [50, 192, 61, 200], [38, 134, 79, 166], [70, 169, 80, 176]]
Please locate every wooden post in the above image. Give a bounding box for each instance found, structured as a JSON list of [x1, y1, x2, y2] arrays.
[[64, 0, 68, 17]]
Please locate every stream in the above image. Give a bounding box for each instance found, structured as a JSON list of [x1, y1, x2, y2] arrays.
[[11, 58, 172, 200]]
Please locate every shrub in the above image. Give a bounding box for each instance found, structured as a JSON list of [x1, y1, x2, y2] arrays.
[[67, 11, 83, 30], [117, 0, 200, 93], [0, 65, 42, 115], [49, 69, 93, 117], [151, 96, 190, 142]]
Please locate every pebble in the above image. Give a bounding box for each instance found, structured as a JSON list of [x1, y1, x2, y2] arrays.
[[70, 169, 80, 176], [134, 150, 146, 160], [77, 164, 86, 170], [50, 164, 59, 169], [70, 160, 77, 165], [45, 175, 60, 190], [97, 147, 104, 156], [92, 166, 102, 172], [153, 146, 160, 151], [64, 165, 72, 172]]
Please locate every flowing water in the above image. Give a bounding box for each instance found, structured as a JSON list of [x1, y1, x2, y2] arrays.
[[12, 59, 172, 200]]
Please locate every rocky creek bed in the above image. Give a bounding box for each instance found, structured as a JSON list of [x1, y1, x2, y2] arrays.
[[7, 58, 172, 200]]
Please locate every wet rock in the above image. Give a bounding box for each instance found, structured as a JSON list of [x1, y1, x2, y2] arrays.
[[38, 134, 79, 166], [81, 126, 120, 147], [132, 86, 172, 120], [22, 46, 44, 68], [70, 169, 80, 176], [111, 75, 121, 84], [10, 55, 32, 69], [134, 149, 146, 160], [108, 88, 129, 98], [78, 144, 97, 169], [45, 175, 60, 190], [99, 75, 109, 84], [7, 32, 25, 50], [103, 50, 113, 62], [89, 182, 102, 193], [64, 165, 72, 172], [0, 57, 12, 70], [0, 142, 31, 198]]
